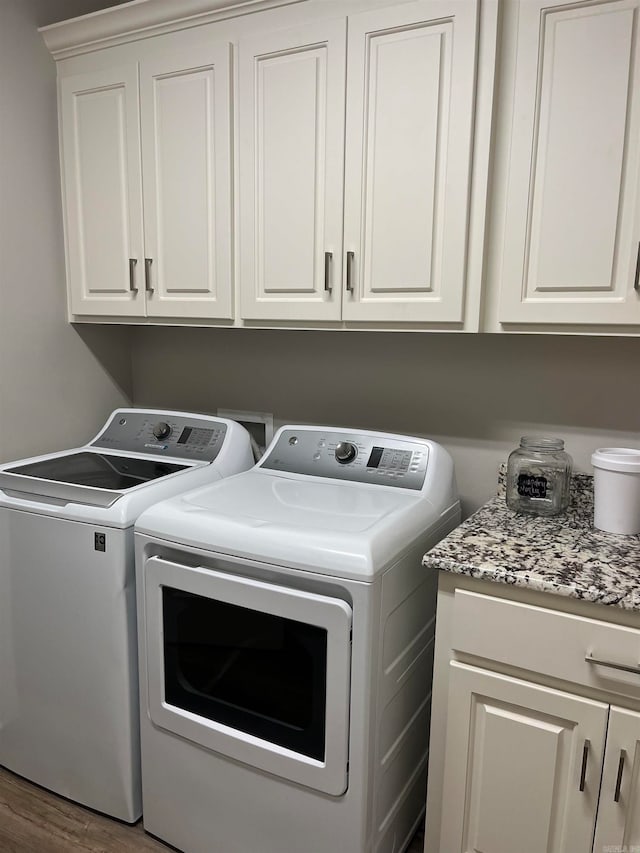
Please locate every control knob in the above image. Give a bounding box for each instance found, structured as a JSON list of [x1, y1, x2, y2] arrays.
[[152, 421, 171, 440], [335, 441, 357, 464]]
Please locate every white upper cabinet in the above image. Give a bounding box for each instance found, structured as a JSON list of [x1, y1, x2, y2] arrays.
[[48, 0, 496, 328], [238, 0, 483, 325], [49, 0, 640, 332], [498, 0, 640, 326], [342, 1, 478, 324], [61, 64, 144, 317], [60, 44, 233, 320], [140, 46, 233, 320], [237, 20, 347, 322]]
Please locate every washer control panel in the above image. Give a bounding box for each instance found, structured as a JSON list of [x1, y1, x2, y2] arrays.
[[261, 428, 429, 490], [91, 410, 228, 462]]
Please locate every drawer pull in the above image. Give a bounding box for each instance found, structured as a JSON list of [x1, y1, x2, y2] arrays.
[[614, 750, 626, 803], [585, 653, 640, 675], [579, 740, 590, 792]]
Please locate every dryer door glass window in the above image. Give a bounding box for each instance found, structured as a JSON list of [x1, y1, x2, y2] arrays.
[[163, 588, 328, 760]]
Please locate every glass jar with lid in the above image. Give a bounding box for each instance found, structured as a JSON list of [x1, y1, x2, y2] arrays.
[[506, 436, 572, 516]]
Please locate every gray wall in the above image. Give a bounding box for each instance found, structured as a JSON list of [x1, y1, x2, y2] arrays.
[[131, 327, 640, 515], [36, 0, 128, 26], [0, 0, 133, 461]]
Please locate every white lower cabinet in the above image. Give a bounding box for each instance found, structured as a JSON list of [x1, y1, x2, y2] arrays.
[[60, 44, 233, 321], [593, 707, 640, 852], [238, 0, 483, 325], [441, 662, 609, 852], [426, 579, 640, 853]]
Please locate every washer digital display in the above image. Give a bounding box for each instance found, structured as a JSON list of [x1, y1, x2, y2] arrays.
[[177, 427, 214, 447], [367, 447, 384, 468]]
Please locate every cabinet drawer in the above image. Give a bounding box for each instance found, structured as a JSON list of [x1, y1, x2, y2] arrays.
[[452, 590, 640, 700]]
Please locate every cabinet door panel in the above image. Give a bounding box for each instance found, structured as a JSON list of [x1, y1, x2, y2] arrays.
[[440, 662, 607, 853], [593, 706, 640, 851], [342, 0, 478, 324], [500, 0, 640, 325], [238, 21, 346, 321], [60, 64, 144, 317], [140, 44, 233, 319]]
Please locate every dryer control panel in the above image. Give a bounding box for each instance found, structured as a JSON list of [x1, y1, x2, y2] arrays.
[[91, 410, 228, 462], [260, 428, 429, 490]]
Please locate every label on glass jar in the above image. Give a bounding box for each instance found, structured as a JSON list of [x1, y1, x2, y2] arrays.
[[517, 473, 548, 498]]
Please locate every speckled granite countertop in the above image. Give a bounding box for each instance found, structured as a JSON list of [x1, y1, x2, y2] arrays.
[[423, 467, 640, 611]]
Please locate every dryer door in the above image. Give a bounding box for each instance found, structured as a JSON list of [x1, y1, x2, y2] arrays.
[[143, 555, 352, 795]]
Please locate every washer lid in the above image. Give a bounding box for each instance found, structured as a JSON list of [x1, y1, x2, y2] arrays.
[[5, 451, 188, 490], [136, 469, 450, 579], [0, 450, 190, 508]]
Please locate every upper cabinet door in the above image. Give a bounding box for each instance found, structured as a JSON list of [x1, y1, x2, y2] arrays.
[[342, 0, 479, 324], [60, 64, 145, 317], [140, 44, 233, 320], [238, 20, 346, 322], [499, 0, 640, 325]]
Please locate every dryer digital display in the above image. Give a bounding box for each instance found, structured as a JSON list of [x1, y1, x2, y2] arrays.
[[366, 447, 412, 471]]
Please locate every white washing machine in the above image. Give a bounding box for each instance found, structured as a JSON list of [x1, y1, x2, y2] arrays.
[[135, 425, 460, 853], [0, 408, 253, 823]]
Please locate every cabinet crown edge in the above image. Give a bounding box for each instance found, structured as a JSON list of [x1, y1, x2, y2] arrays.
[[39, 0, 308, 59]]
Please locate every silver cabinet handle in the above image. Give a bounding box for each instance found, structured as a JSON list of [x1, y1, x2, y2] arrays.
[[614, 750, 626, 803], [346, 251, 354, 293], [129, 258, 138, 291], [579, 739, 590, 792], [585, 653, 640, 675], [145, 258, 153, 292], [634, 242, 640, 291], [324, 252, 332, 292]]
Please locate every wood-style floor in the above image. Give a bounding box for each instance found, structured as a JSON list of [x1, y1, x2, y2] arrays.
[[0, 766, 425, 852], [0, 767, 167, 852]]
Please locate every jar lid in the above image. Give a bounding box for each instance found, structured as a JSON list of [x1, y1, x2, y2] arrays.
[[591, 448, 640, 473], [520, 435, 565, 450]]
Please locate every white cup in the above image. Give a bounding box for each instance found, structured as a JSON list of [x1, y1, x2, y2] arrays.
[[591, 448, 640, 535]]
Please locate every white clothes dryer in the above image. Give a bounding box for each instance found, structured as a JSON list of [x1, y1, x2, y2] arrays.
[[135, 425, 460, 853], [0, 409, 253, 823]]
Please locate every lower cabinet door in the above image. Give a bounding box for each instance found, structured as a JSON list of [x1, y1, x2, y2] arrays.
[[593, 706, 640, 852], [439, 662, 608, 853]]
